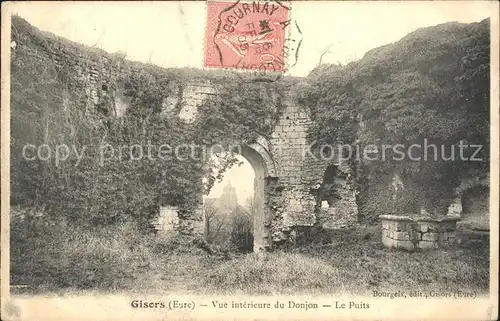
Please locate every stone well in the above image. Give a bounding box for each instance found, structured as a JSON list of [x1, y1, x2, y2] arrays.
[[380, 215, 461, 251]]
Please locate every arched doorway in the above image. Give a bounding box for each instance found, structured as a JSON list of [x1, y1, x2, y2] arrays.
[[203, 137, 276, 252]]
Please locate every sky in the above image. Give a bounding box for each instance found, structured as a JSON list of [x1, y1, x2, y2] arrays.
[[204, 155, 254, 205], [8, 1, 495, 204], [9, 1, 494, 77]]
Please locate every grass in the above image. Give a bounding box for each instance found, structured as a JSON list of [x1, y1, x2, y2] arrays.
[[11, 216, 489, 296], [202, 227, 489, 296]]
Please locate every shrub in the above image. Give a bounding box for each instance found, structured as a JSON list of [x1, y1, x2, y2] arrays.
[[296, 19, 490, 218], [229, 209, 253, 252], [10, 206, 158, 292]]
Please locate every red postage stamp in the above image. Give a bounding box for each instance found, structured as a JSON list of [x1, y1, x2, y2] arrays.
[[205, 1, 290, 72]]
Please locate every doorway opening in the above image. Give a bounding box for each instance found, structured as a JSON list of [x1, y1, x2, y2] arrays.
[[203, 145, 270, 252]]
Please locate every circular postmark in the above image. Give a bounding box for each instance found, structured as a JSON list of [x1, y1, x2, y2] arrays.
[[205, 0, 302, 77]]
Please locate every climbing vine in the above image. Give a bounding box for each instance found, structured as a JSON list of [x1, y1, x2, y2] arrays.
[[11, 16, 288, 232], [296, 19, 490, 221]]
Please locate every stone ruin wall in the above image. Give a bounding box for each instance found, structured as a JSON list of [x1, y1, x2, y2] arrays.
[[266, 100, 358, 244], [379, 172, 490, 250], [13, 18, 359, 248], [447, 175, 489, 217]]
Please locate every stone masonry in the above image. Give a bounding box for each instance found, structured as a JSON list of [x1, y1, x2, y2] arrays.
[[380, 215, 460, 251], [447, 174, 489, 218], [12, 16, 359, 250]]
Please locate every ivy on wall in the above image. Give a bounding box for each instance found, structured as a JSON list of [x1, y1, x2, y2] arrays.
[[10, 16, 288, 231], [295, 19, 490, 221]]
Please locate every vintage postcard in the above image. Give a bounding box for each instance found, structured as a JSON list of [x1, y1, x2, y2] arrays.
[[1, 1, 499, 320]]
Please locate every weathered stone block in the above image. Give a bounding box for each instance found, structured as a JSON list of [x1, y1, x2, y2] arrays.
[[393, 240, 415, 251], [422, 232, 439, 241], [392, 231, 410, 240], [418, 240, 438, 249], [155, 206, 180, 231], [382, 236, 394, 248]]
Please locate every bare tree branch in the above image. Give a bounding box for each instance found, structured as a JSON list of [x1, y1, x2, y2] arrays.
[[317, 44, 334, 66]]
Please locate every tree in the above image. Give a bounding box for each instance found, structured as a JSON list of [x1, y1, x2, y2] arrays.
[[317, 44, 334, 66], [203, 199, 227, 243], [229, 205, 253, 252]]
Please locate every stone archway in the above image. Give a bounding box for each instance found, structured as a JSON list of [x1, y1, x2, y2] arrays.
[[199, 136, 277, 252], [239, 136, 277, 252]]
